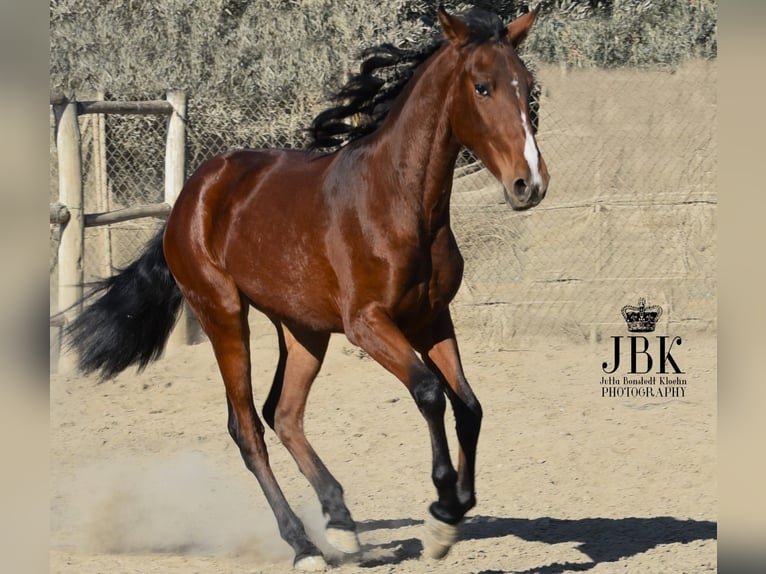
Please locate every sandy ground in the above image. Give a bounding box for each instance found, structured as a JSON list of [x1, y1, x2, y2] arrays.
[[49, 314, 716, 574]]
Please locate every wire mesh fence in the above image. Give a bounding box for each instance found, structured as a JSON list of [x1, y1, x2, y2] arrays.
[[49, 103, 167, 303], [49, 55, 716, 348], [449, 59, 716, 344]]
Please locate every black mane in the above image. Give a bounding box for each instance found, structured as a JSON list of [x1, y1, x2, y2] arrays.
[[308, 8, 507, 151]]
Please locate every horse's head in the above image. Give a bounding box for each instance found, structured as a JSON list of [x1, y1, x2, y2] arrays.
[[440, 6, 549, 210]]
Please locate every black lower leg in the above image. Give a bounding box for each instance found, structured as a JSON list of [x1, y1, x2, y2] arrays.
[[276, 424, 356, 532], [412, 372, 463, 524], [448, 386, 482, 511], [307, 458, 354, 530], [262, 327, 288, 430], [243, 447, 322, 561], [231, 412, 322, 562]]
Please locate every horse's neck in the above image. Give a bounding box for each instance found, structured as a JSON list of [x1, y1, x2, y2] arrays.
[[364, 46, 461, 227]]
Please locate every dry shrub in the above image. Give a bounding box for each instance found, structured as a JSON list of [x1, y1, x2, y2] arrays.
[[50, 1, 717, 154]]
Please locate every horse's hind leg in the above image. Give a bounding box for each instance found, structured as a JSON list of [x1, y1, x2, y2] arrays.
[[265, 322, 360, 555], [178, 277, 325, 570]]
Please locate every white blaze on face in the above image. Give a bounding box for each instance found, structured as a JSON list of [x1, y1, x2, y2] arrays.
[[512, 78, 543, 188]]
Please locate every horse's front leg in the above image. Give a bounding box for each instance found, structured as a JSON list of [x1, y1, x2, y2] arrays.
[[345, 305, 463, 558], [419, 310, 482, 520]]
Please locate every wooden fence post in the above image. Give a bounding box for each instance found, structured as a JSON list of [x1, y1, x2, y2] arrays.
[[164, 90, 186, 205], [93, 90, 113, 278], [164, 91, 199, 348], [55, 100, 84, 373]]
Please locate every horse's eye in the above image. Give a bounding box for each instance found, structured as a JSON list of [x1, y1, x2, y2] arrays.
[[474, 83, 490, 97]]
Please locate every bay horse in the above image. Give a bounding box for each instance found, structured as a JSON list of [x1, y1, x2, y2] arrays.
[[67, 5, 549, 570]]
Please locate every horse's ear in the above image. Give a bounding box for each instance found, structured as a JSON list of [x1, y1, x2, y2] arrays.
[[438, 4, 470, 46], [506, 6, 540, 48]]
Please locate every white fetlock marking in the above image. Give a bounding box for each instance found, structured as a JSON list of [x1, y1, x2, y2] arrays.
[[325, 527, 361, 554], [422, 513, 461, 560], [293, 554, 327, 572]]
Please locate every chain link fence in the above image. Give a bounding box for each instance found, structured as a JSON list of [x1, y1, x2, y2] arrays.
[[49, 103, 167, 305], [50, 57, 716, 348]]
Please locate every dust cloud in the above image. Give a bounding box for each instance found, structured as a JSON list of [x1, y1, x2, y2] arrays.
[[55, 450, 295, 561]]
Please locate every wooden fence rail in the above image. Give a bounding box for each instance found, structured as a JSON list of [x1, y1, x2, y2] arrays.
[[50, 202, 172, 226], [51, 91, 188, 372], [77, 100, 174, 116], [50, 94, 174, 116]]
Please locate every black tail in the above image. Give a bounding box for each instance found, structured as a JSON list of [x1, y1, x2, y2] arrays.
[[65, 228, 183, 380]]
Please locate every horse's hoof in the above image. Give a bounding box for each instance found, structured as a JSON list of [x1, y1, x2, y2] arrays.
[[293, 554, 327, 571], [325, 527, 361, 554], [422, 513, 461, 560]]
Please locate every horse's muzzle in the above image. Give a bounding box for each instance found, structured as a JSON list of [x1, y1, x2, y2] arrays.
[[503, 178, 547, 211]]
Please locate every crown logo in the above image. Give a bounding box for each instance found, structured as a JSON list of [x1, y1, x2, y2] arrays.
[[621, 298, 662, 332]]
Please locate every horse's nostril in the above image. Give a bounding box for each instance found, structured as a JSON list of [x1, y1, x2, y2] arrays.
[[504, 177, 543, 210], [513, 178, 530, 201]]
